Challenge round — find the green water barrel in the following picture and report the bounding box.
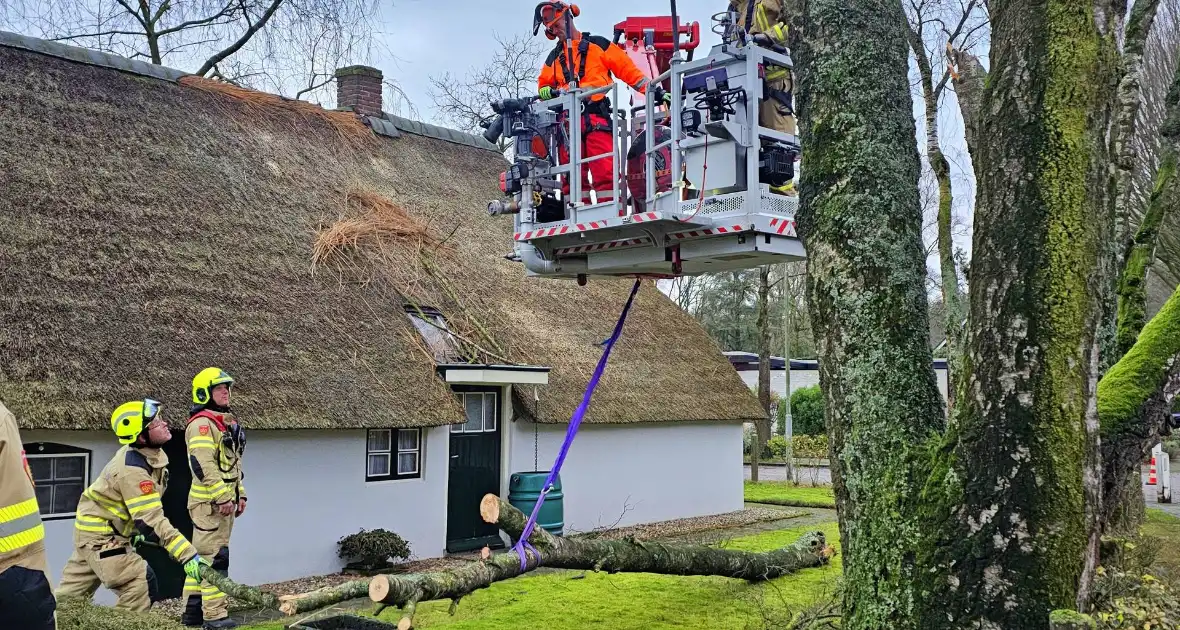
[508,472,564,536]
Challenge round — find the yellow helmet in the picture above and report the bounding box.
[111,398,162,445]
[192,367,234,405]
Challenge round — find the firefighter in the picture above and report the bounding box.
[181,368,245,629]
[0,401,56,630]
[57,399,206,612]
[730,0,797,195]
[533,1,669,205]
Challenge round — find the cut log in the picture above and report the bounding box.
[277,578,373,616]
[198,566,279,609]
[367,494,832,627]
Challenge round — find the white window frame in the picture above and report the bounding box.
[452,392,498,434]
[26,450,90,519]
[366,428,422,482]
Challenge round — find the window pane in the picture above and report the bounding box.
[397,452,418,475]
[368,430,391,453]
[34,485,52,514]
[54,456,85,480]
[397,429,419,451]
[27,458,52,483]
[463,394,482,432]
[483,394,497,431]
[367,453,391,477]
[52,482,83,514]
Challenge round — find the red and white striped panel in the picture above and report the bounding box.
[628,212,660,223]
[769,217,798,237]
[669,224,748,241]
[514,219,611,242]
[554,237,651,256]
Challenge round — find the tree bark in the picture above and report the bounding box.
[365,496,831,629]
[196,566,278,609]
[948,49,986,171]
[791,1,945,627]
[920,0,1123,625]
[757,266,773,450]
[278,578,374,616]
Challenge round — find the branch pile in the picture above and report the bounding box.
[198,494,832,629]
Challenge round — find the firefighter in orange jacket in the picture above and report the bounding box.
[0,401,55,630]
[181,368,245,629]
[533,1,669,205]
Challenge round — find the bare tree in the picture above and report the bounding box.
[428,33,547,151]
[1,0,403,109]
[904,0,988,413]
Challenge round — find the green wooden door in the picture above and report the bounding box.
[446,387,503,553]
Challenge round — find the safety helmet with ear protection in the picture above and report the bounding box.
[192,367,234,405]
[533,1,580,40]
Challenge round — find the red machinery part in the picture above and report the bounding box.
[612,16,700,53]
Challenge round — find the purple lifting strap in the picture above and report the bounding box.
[512,278,643,570]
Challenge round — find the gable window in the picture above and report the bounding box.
[25,443,90,519]
[405,306,462,363]
[366,429,422,481]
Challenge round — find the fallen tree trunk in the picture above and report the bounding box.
[367,495,831,629]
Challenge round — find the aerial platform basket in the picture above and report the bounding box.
[485,11,804,282]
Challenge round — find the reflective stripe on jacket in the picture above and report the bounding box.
[0,403,47,574]
[186,410,245,508]
[731,0,791,81]
[73,445,196,563]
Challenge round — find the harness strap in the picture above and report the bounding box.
[188,409,227,432]
[513,279,643,570]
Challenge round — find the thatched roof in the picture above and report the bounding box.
[0,35,764,431]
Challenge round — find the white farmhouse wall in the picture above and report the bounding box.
[504,419,744,534]
[21,427,451,589]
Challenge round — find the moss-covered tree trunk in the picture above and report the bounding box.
[792,1,945,627]
[757,265,773,441]
[918,0,1122,624]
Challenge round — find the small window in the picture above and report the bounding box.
[25,443,90,520]
[405,306,462,363]
[367,429,421,481]
[452,391,498,433]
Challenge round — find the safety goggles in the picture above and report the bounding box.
[143,398,162,423]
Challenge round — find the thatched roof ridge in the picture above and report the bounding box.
[0,37,765,431]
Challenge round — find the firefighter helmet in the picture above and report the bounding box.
[533,1,580,39]
[192,367,234,405]
[111,398,162,445]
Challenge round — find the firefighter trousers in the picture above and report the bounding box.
[0,565,56,630]
[56,539,156,612]
[557,113,616,204]
[761,75,796,137]
[183,507,234,622]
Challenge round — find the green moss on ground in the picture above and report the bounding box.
[744,481,836,508]
[239,522,842,630]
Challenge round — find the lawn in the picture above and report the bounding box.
[1143,508,1180,573]
[240,522,842,630]
[744,481,835,508]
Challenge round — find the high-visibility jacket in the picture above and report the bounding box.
[73,445,197,563]
[0,402,47,575]
[538,33,651,104]
[185,409,246,509]
[730,0,791,81]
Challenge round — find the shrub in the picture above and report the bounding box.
[337,528,411,569]
[789,386,825,436]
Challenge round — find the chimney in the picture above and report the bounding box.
[335,65,383,117]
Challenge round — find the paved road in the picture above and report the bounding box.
[1142,467,1180,517]
[744,464,832,485]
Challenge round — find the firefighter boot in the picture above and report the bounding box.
[181,594,203,627]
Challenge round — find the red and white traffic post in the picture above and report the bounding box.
[1151,443,1172,503]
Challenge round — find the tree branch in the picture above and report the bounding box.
[194,0,285,76]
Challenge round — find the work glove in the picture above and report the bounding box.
[752,33,773,46]
[538,86,557,100]
[652,85,672,105]
[130,534,146,548]
[183,555,210,581]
